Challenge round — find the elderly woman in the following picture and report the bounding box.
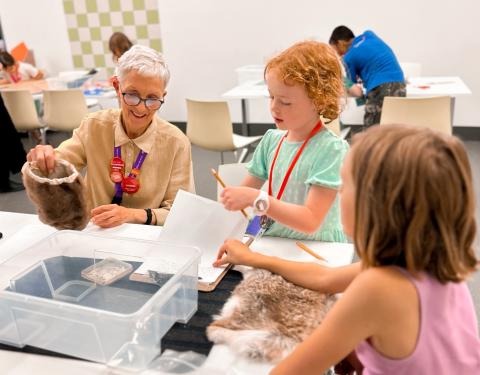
[27,45,194,228]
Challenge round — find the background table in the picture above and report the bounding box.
[222,76,472,130]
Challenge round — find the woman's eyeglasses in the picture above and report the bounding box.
[121,92,165,110]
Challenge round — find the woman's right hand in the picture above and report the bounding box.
[27,145,56,173]
[213,239,256,267]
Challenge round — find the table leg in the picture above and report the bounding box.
[450,96,455,128]
[241,98,249,136]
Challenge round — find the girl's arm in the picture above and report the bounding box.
[214,239,361,293]
[221,184,337,234]
[271,269,388,375]
[266,184,336,233]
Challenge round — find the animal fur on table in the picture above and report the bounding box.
[207,268,337,363]
[21,159,90,230]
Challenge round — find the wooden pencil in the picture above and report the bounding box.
[211,168,249,219]
[295,241,327,262]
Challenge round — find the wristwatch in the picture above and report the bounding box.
[253,190,270,216]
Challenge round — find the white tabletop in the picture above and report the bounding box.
[0,211,354,374]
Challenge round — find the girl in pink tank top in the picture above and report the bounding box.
[243,125,480,374]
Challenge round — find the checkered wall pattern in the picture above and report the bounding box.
[63,0,162,73]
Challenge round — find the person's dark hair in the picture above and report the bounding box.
[0,51,15,68]
[108,32,133,58]
[329,26,355,45]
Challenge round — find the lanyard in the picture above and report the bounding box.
[268,121,323,199]
[111,145,148,204]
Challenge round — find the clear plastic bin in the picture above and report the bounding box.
[0,231,200,371]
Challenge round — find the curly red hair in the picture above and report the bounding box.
[265,41,344,121]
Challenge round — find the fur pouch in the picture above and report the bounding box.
[21,159,90,230]
[207,269,337,363]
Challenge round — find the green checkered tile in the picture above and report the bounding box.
[81,41,92,54]
[89,27,101,40]
[86,0,97,12]
[94,55,106,67]
[136,25,148,39]
[99,13,111,26]
[109,0,121,11]
[146,10,159,24]
[133,0,145,9]
[72,55,83,68]
[68,28,79,41]
[63,0,74,14]
[122,11,134,25]
[149,39,161,52]
[77,14,88,27]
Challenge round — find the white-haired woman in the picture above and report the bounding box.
[27,45,194,228]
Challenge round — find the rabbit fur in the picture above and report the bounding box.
[207,268,337,363]
[22,160,91,230]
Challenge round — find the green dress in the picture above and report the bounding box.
[247,127,349,242]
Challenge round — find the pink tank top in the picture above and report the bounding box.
[356,269,480,374]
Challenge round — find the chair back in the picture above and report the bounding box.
[1,90,43,131]
[324,117,340,136]
[217,163,267,201]
[43,89,88,131]
[186,99,236,151]
[380,96,452,134]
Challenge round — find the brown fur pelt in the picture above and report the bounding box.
[21,160,90,230]
[207,268,337,363]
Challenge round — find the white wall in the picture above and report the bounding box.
[1,0,479,126]
[158,0,480,127]
[0,0,73,76]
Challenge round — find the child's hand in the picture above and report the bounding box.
[220,186,258,210]
[213,239,254,267]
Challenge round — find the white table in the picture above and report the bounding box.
[222,76,472,129]
[0,211,354,374]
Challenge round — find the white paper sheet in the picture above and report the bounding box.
[158,190,248,283]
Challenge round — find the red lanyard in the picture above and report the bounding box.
[268,121,323,199]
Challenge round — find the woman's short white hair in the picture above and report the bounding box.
[115,45,170,86]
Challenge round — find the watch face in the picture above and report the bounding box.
[255,199,268,211]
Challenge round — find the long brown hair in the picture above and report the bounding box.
[350,125,477,282]
[264,41,343,121]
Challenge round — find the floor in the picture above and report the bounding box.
[1,130,479,334]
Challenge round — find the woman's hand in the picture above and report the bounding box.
[91,204,132,228]
[220,186,258,211]
[213,239,256,267]
[27,145,56,173]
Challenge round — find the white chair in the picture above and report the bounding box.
[1,89,46,144]
[380,96,452,134]
[186,99,262,164]
[324,117,350,140]
[217,163,267,201]
[43,89,89,133]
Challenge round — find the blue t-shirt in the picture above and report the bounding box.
[344,30,404,94]
[247,128,348,242]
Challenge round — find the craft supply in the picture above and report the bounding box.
[81,258,133,286]
[295,241,327,262]
[210,168,249,219]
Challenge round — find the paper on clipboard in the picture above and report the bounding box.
[154,190,248,284]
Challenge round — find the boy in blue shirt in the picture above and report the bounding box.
[329,26,406,127]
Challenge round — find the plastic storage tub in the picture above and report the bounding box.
[0,231,200,371]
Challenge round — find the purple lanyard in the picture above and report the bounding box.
[111,146,148,204]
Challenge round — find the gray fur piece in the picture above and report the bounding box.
[207,269,337,363]
[22,160,91,230]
